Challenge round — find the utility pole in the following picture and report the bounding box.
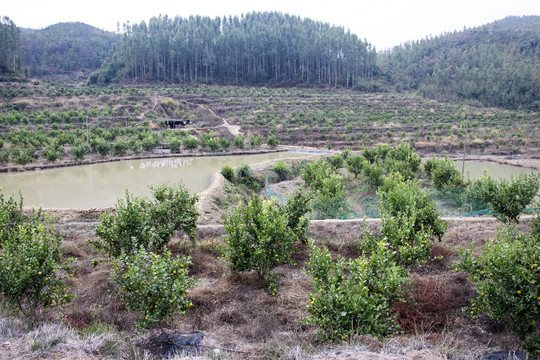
[86,112,89,147]
[461,116,469,180]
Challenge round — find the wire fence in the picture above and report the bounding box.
[265,175,538,219]
[265,176,285,205]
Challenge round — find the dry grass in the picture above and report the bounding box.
[0,208,533,359]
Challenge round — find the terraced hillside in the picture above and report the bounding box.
[0,82,538,169]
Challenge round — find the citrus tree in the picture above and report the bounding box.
[375,176,447,267]
[456,226,540,353]
[0,193,74,321]
[468,173,540,223]
[378,176,447,242]
[94,183,199,257]
[281,189,312,245]
[111,248,198,332]
[223,196,297,293]
[303,240,406,341]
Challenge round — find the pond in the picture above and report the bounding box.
[459,160,539,181]
[0,151,312,209]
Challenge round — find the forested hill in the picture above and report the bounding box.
[3,13,540,110]
[20,22,115,77]
[378,16,540,110]
[89,12,378,87]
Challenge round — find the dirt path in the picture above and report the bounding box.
[185,100,243,136]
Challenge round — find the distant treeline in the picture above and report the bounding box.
[90,12,377,87]
[1,13,539,110]
[0,16,22,75]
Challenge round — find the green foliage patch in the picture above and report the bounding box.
[0,193,74,321]
[111,248,197,330]
[94,183,199,257]
[456,226,540,353]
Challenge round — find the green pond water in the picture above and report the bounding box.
[459,160,539,181]
[0,151,313,208]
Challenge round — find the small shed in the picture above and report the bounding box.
[165,119,190,129]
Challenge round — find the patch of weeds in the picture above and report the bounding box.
[261,343,291,360]
[198,238,224,257]
[82,321,118,336]
[29,324,73,354]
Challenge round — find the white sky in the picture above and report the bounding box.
[3,0,540,50]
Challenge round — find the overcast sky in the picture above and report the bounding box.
[3,0,540,50]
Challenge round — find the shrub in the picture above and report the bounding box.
[468,173,540,223]
[0,194,74,320]
[221,165,236,183]
[330,155,343,170]
[345,154,364,178]
[266,135,279,148]
[94,183,199,257]
[223,196,296,293]
[303,240,406,341]
[182,136,198,150]
[456,226,540,353]
[72,143,87,161]
[271,160,292,182]
[424,157,463,190]
[219,137,231,150]
[281,189,312,245]
[233,134,245,149]
[111,248,197,331]
[113,140,128,157]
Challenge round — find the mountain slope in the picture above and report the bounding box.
[379,16,540,110]
[20,22,116,76]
